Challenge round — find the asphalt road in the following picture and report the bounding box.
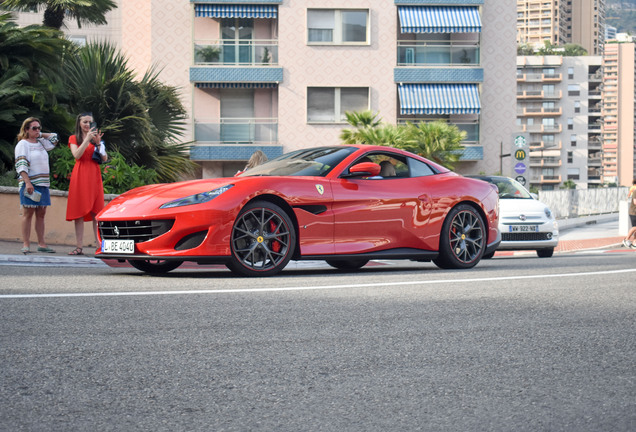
[1,251,635,431]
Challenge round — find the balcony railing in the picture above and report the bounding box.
[398,120,479,144]
[195,118,278,143]
[397,41,480,66]
[194,40,278,66]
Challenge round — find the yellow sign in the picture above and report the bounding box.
[515,149,527,161]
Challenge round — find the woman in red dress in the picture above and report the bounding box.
[65,112,107,255]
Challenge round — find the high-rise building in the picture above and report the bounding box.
[516,55,603,190]
[601,39,636,187]
[11,1,517,178]
[517,0,606,55]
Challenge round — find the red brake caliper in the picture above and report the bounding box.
[269,220,281,253]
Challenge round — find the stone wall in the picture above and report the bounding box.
[538,187,629,219]
[0,187,116,246]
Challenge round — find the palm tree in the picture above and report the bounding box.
[401,121,464,170]
[2,0,116,30]
[0,12,71,173]
[63,42,195,182]
[340,110,465,169]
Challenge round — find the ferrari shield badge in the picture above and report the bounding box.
[315,184,324,195]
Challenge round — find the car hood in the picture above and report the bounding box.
[100,179,237,217]
[499,198,550,216]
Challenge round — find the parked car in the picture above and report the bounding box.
[469,175,558,258]
[96,145,501,276]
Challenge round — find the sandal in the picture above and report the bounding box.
[21,247,30,255]
[37,246,56,253]
[68,247,84,256]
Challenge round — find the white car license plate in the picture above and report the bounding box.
[508,225,539,233]
[102,239,135,254]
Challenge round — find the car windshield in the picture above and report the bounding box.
[237,147,358,177]
[489,177,533,199]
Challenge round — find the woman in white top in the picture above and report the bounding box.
[14,117,58,254]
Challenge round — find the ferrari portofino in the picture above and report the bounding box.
[96,145,500,276]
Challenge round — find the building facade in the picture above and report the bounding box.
[12,0,517,179]
[517,55,603,190]
[602,40,636,187]
[517,0,606,55]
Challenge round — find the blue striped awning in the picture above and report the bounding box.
[195,4,277,18]
[195,82,278,88]
[398,84,481,115]
[398,6,481,33]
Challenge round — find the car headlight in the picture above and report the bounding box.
[544,207,552,219]
[159,185,234,209]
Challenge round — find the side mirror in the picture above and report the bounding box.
[346,162,381,177]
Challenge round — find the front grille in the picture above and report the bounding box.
[99,219,175,243]
[503,232,552,241]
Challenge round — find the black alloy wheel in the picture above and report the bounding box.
[227,201,296,277]
[434,204,486,269]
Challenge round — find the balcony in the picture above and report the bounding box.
[194,118,278,144]
[529,157,562,167]
[523,124,562,133]
[194,40,278,66]
[518,106,562,116]
[516,72,562,83]
[397,41,480,66]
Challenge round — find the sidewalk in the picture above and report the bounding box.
[0,214,629,265]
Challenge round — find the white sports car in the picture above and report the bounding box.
[470,176,558,258]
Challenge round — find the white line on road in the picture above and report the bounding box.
[1,268,635,299]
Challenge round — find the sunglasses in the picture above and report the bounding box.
[30,126,41,131]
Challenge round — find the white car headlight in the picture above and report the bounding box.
[160,185,234,209]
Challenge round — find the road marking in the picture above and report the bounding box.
[1,268,635,299]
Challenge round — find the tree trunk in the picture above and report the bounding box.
[43,6,65,30]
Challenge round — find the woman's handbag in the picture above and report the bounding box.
[92,144,104,164]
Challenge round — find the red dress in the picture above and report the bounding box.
[65,135,104,221]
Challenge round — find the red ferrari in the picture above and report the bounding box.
[96,145,500,276]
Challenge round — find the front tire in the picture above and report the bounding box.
[537,248,554,258]
[434,204,486,269]
[227,201,296,277]
[128,259,183,274]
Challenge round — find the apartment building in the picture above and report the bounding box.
[602,40,636,187]
[517,0,606,55]
[516,55,603,190]
[12,1,517,179]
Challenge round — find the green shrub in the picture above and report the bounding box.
[50,145,158,195]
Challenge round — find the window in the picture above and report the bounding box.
[567,168,579,180]
[568,67,574,79]
[567,117,573,130]
[570,134,577,146]
[568,84,580,96]
[307,87,369,123]
[567,151,573,163]
[308,9,368,44]
[574,100,581,113]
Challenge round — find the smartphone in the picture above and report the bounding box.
[90,121,97,130]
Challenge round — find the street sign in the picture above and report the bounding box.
[514,149,527,161]
[515,175,527,186]
[514,162,526,174]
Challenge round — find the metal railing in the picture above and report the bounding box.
[194,118,278,143]
[194,40,278,66]
[397,41,480,66]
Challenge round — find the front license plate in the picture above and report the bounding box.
[102,239,135,254]
[508,225,539,233]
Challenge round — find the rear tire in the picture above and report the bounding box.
[433,204,486,269]
[227,201,296,277]
[537,248,554,258]
[326,259,369,270]
[128,259,183,274]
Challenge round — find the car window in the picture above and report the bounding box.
[344,152,408,179]
[408,157,436,177]
[239,146,357,177]
[492,178,532,199]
